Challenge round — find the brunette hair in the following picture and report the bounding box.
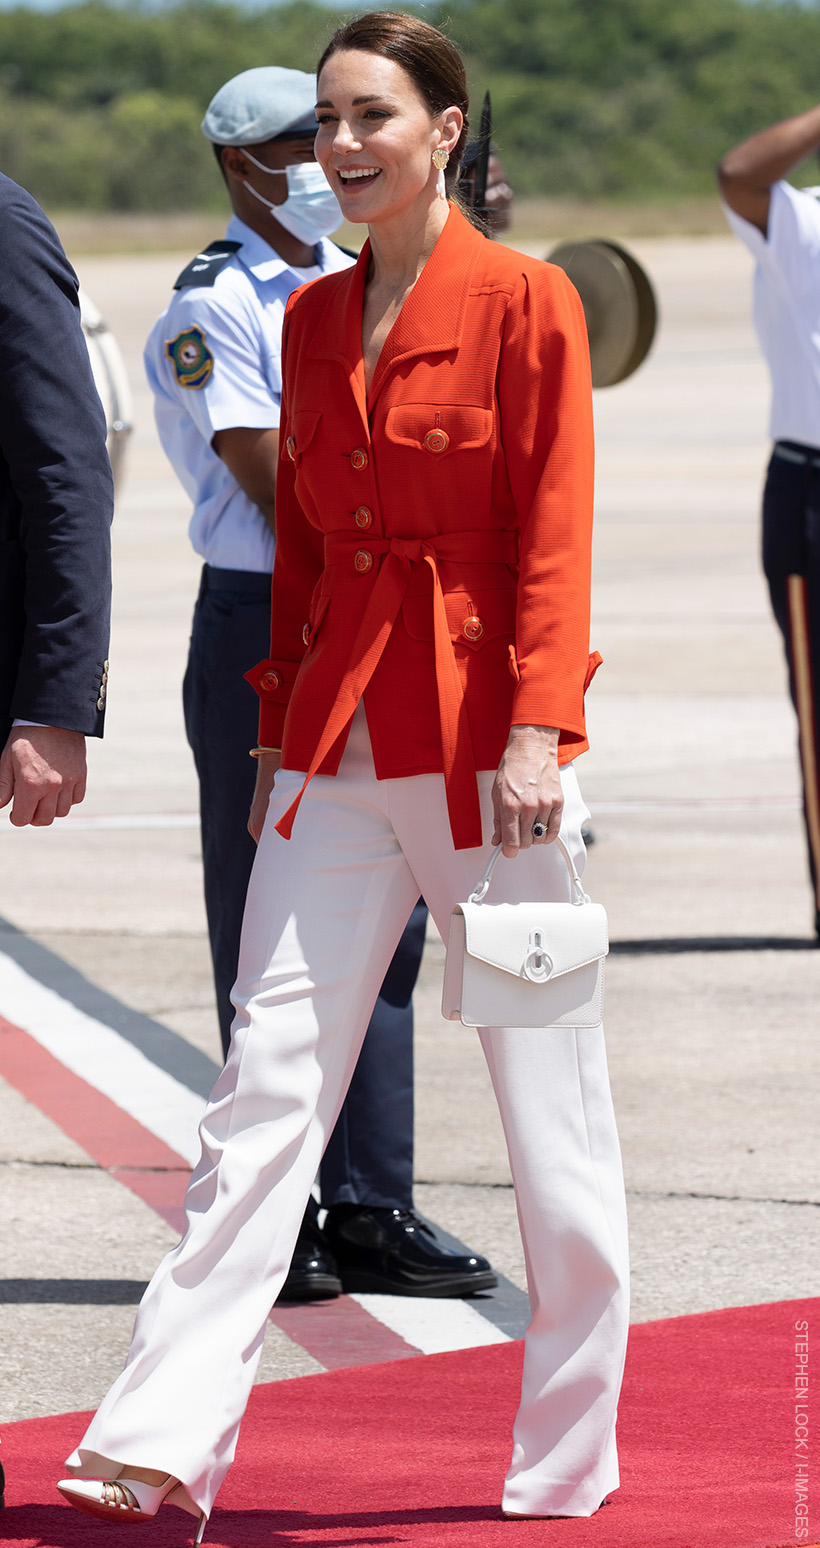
[317,11,469,191]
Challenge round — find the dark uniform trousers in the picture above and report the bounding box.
[762,443,820,917]
[183,564,425,1208]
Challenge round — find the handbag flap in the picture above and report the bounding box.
[459,900,609,982]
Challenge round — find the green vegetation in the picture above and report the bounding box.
[1,0,819,211]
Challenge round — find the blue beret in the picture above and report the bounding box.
[201,67,317,146]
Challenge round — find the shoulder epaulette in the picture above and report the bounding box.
[173,240,242,291]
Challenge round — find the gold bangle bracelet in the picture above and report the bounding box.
[249,745,282,759]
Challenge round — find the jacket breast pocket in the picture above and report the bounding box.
[384,403,493,458]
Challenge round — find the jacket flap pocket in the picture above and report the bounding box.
[302,591,330,650]
[461,901,609,980]
[282,409,321,464]
[384,403,493,454]
[402,587,517,650]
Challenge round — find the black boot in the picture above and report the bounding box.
[277,1196,342,1302]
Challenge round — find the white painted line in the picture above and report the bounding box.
[0,948,515,1356]
[351,1293,511,1354]
[0,950,204,1165]
[0,812,199,832]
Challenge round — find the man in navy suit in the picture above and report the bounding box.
[0,173,113,825]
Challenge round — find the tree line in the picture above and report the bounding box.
[0,0,819,211]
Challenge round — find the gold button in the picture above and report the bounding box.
[286,436,297,462]
[350,447,368,471]
[462,615,485,642]
[260,669,281,691]
[354,550,373,574]
[302,623,310,646]
[355,506,372,529]
[425,428,449,453]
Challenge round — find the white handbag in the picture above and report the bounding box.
[441,836,609,1029]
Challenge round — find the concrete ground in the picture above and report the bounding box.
[1,230,819,1428]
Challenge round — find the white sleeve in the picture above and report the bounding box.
[724,181,820,299]
[157,287,281,439]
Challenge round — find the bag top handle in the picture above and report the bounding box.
[468,835,590,906]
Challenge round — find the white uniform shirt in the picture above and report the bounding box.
[144,215,354,574]
[724,181,820,448]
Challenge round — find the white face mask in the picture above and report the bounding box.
[241,151,342,245]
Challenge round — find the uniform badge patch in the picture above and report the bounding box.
[165,327,214,389]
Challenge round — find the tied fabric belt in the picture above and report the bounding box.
[275,529,519,851]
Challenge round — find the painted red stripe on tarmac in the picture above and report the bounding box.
[270,1297,420,1369]
[111,1167,189,1234]
[0,1012,425,1369]
[0,1015,190,1172]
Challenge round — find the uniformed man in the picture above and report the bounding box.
[145,67,496,1299]
[719,109,820,938]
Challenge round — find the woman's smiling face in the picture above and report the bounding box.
[314,50,461,226]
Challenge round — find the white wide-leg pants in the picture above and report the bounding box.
[67,707,629,1521]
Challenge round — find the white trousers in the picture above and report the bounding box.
[67,707,629,1520]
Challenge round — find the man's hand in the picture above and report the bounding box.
[0,726,87,826]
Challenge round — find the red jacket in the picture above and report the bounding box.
[248,205,599,850]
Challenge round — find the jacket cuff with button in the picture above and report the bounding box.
[245,657,299,748]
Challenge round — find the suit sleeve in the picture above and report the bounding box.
[245,297,324,747]
[0,181,113,735]
[496,262,597,753]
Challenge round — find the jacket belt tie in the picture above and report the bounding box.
[275,528,519,851]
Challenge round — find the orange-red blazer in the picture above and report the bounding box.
[248,205,599,850]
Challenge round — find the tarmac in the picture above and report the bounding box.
[1,230,819,1432]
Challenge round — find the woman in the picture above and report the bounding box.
[58,13,628,1538]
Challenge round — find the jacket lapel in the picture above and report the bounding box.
[306,243,370,438]
[366,208,485,413]
[304,209,486,431]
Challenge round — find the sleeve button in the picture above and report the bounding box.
[260,669,281,691]
[286,436,297,461]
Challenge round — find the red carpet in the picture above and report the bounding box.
[1,1297,814,1548]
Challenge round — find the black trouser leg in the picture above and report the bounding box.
[762,449,820,916]
[320,898,427,1211]
[182,570,269,1056]
[183,566,424,1200]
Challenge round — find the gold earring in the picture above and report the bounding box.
[432,147,449,201]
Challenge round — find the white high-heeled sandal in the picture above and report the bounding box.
[57,1475,206,1542]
